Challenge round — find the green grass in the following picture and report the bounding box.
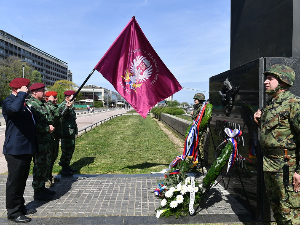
[35,115,182,175]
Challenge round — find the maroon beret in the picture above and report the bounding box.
[45,91,58,97]
[29,83,45,91]
[9,78,30,88]
[64,90,76,96]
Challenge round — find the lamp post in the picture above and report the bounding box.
[20,60,26,78]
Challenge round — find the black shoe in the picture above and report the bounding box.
[59,162,77,173]
[61,168,73,176]
[68,166,77,173]
[23,208,37,215]
[34,189,52,201]
[43,187,56,196]
[8,214,31,223]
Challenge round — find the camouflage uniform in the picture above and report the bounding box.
[192,93,211,161]
[27,96,54,190]
[192,93,206,120]
[46,100,64,182]
[59,100,78,169]
[259,65,300,224]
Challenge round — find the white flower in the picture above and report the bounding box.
[176,195,184,204]
[194,187,199,193]
[170,200,178,208]
[187,185,193,192]
[180,185,188,195]
[161,198,167,207]
[169,187,176,193]
[156,209,165,218]
[176,182,182,191]
[185,177,191,185]
[165,190,173,198]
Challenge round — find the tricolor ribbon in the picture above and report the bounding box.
[224,128,243,173]
[169,102,208,168]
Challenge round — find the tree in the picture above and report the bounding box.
[181,102,190,107]
[165,100,180,107]
[0,56,42,103]
[47,80,81,104]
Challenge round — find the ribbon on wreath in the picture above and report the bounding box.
[224,128,242,173]
[170,102,208,168]
[154,182,166,196]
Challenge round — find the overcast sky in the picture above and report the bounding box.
[1,0,231,104]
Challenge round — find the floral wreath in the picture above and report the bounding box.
[154,103,246,218]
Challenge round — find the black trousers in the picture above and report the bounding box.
[5,154,32,218]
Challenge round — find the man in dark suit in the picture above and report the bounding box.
[2,78,37,223]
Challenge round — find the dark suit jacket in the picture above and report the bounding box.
[2,92,36,155]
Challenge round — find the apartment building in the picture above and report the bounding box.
[0,29,70,86]
[80,85,126,107]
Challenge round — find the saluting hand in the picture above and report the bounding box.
[17,86,28,93]
[66,94,75,108]
[293,172,300,192]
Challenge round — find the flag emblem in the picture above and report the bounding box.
[122,55,153,93]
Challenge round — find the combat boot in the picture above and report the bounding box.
[59,162,77,173]
[34,188,52,201]
[42,187,56,196]
[61,167,73,176]
[67,165,77,173]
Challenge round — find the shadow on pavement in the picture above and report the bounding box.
[124,162,169,170]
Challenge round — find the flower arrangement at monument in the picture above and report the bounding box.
[154,141,234,218]
[153,101,246,218]
[154,158,205,218]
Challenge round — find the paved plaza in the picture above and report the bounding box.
[0,174,253,224]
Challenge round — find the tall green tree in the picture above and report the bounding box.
[0,56,42,103]
[165,100,180,107]
[47,80,81,104]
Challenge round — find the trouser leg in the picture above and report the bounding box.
[5,154,32,218]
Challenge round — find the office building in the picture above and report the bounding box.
[0,29,69,86]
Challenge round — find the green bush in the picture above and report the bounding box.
[94,101,103,108]
[151,106,185,120]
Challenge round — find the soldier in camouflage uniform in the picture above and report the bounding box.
[27,83,55,201]
[45,91,64,187]
[59,90,78,176]
[254,64,300,224]
[191,93,211,167]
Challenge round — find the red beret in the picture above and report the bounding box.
[64,90,76,96]
[9,78,30,88]
[45,91,57,97]
[29,83,45,91]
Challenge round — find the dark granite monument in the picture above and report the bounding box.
[207,0,300,222]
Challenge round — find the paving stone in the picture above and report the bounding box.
[0,174,254,224]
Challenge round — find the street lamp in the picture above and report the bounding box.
[20,60,26,78]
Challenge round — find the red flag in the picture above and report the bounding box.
[94,17,182,118]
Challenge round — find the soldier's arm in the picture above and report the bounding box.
[290,101,300,179]
[30,103,51,133]
[3,92,27,115]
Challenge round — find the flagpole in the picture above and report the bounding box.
[60,68,96,116]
